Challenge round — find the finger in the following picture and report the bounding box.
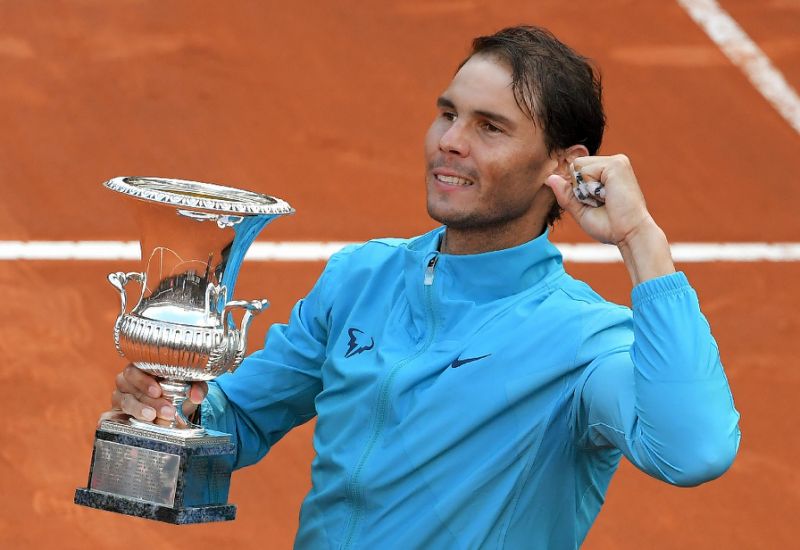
[571,155,610,170]
[571,160,604,188]
[188,382,208,405]
[112,387,176,422]
[116,366,176,420]
[574,154,636,189]
[571,156,609,184]
[544,174,586,218]
[116,391,158,422]
[179,382,208,421]
[117,364,161,399]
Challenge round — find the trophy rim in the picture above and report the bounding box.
[104,176,295,216]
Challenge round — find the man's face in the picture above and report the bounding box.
[425,55,558,232]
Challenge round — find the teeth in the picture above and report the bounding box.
[436,174,473,186]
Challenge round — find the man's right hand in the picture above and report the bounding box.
[102,364,208,426]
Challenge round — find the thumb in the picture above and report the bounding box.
[544,174,582,216]
[189,381,208,404]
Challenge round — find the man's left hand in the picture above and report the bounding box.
[544,154,675,285]
[544,154,653,247]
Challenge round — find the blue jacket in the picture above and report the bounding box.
[203,227,740,549]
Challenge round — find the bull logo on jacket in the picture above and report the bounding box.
[345,327,375,358]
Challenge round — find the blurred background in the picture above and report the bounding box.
[1,1,798,548]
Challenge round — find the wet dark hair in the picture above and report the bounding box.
[461,26,606,226]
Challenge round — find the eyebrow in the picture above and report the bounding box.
[436,96,517,131]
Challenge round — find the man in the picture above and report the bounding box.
[110,26,740,548]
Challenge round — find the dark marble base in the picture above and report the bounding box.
[74,419,237,524]
[75,489,236,524]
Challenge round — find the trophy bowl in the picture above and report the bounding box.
[104,176,294,434]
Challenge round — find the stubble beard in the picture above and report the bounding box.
[424,159,547,236]
[426,189,535,231]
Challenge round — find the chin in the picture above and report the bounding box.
[427,204,483,230]
[427,201,460,226]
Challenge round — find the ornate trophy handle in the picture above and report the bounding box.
[108,271,145,356]
[108,271,145,316]
[223,298,270,334]
[220,299,270,372]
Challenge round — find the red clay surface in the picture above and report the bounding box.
[1,1,798,548]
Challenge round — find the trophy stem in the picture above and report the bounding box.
[159,378,197,429]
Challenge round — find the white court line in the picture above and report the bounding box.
[1,241,800,262]
[678,0,800,134]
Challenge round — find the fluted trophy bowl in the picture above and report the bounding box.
[105,176,293,437]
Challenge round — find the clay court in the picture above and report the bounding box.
[1,1,798,548]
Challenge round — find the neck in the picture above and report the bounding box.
[442,216,548,255]
[439,182,556,255]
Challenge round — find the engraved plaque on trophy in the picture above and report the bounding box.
[74,177,293,524]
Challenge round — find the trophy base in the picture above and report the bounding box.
[74,489,236,524]
[75,418,237,524]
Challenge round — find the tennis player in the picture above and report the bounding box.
[108,26,740,548]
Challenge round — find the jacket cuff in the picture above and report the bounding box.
[631,271,691,308]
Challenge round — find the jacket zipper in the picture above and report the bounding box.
[424,255,438,286]
[341,253,440,549]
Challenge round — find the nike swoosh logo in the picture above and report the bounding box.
[450,354,491,369]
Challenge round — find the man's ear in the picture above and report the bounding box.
[552,144,590,179]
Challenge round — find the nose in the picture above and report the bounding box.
[438,121,469,157]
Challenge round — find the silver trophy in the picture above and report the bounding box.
[75,177,293,524]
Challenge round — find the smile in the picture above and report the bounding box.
[435,174,474,186]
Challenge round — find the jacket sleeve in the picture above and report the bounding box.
[572,272,741,487]
[200,248,349,470]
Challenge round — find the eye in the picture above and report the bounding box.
[480,121,503,134]
[441,111,457,121]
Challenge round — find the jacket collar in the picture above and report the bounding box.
[405,226,565,304]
